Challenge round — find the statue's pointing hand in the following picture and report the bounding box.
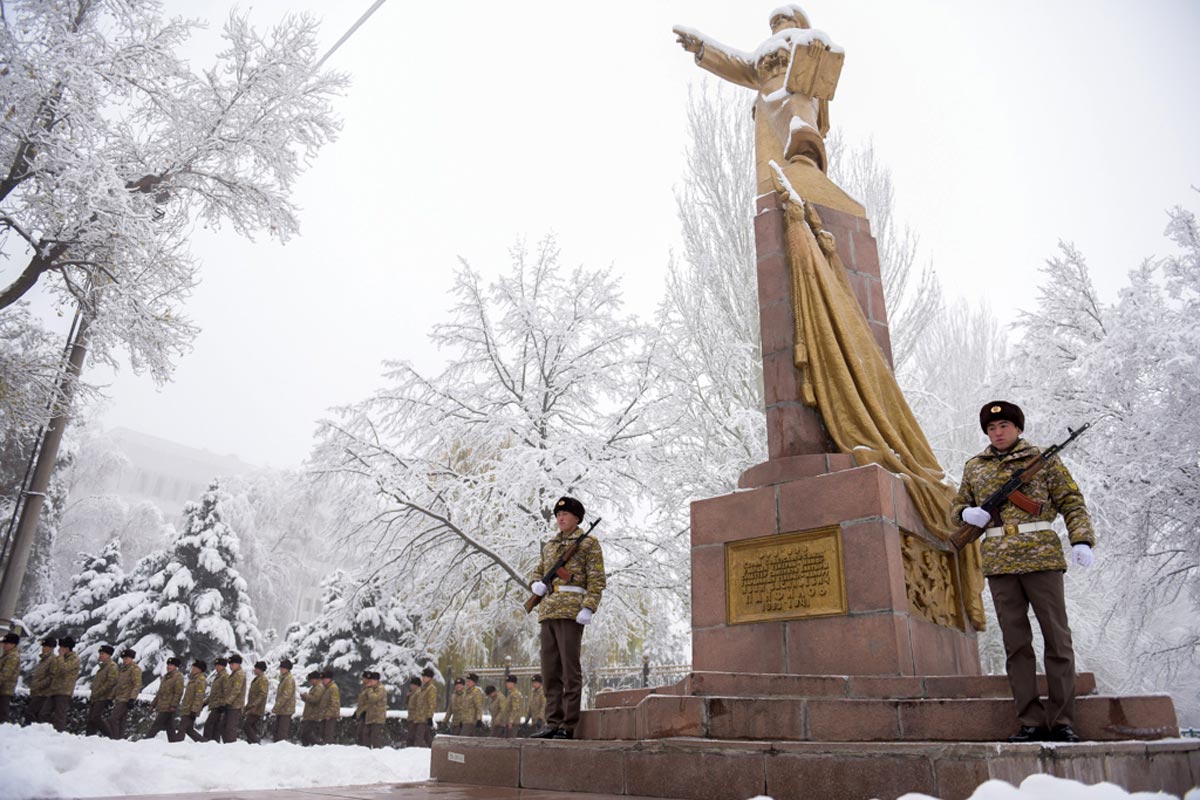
[673,27,703,54]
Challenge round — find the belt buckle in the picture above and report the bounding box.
[1003,522,1019,537]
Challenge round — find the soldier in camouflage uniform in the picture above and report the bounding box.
[444,677,467,735]
[222,654,247,743]
[299,670,325,745]
[354,671,387,748]
[86,644,118,735]
[171,659,207,742]
[145,657,183,739]
[528,496,606,739]
[202,657,229,741]
[952,401,1096,744]
[484,685,501,736]
[497,675,523,738]
[525,674,545,733]
[406,666,437,747]
[464,673,485,735]
[243,660,269,743]
[320,669,341,744]
[272,659,296,742]
[104,648,142,738]
[25,637,55,725]
[45,636,81,731]
[0,632,21,724]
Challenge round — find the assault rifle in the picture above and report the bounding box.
[950,423,1092,551]
[523,518,602,614]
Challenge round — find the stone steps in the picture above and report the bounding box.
[431,736,1200,800]
[593,671,1099,709]
[578,693,1178,743]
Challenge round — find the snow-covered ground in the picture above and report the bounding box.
[0,723,431,799]
[2,724,1196,800]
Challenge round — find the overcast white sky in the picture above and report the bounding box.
[21,0,1200,468]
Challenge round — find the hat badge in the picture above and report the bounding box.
[990,405,1002,413]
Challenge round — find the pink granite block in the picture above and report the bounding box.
[694,624,786,674]
[777,465,894,532]
[706,696,807,741]
[690,545,726,629]
[521,740,627,794]
[807,699,901,741]
[758,297,796,357]
[625,743,767,800]
[690,486,777,547]
[766,751,936,800]
[430,739,519,786]
[635,695,706,740]
[785,613,912,676]
[763,349,801,406]
[840,520,906,614]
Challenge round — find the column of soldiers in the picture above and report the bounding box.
[443,672,545,738]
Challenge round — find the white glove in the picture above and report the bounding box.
[962,507,992,528]
[1071,543,1094,568]
[531,581,547,596]
[575,608,593,625]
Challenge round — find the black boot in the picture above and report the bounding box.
[1049,724,1081,742]
[1006,725,1046,743]
[529,726,559,739]
[549,728,573,739]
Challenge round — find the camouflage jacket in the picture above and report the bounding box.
[320,682,341,721]
[300,683,324,721]
[155,670,184,712]
[408,681,437,723]
[91,660,119,702]
[273,673,296,716]
[487,693,502,723]
[444,689,468,726]
[113,661,142,702]
[29,652,54,696]
[181,672,207,715]
[207,669,229,708]
[355,684,387,725]
[952,438,1096,576]
[49,651,81,697]
[498,688,523,726]
[529,527,606,622]
[0,648,19,695]
[226,668,247,710]
[526,686,545,721]
[246,674,269,715]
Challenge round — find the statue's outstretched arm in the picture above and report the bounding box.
[673,26,758,89]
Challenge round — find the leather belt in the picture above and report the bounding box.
[554,585,585,594]
[983,521,1055,539]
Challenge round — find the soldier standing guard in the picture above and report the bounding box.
[171,659,207,742]
[0,632,19,724]
[445,677,466,735]
[525,674,545,734]
[202,657,229,741]
[145,657,183,739]
[529,496,606,739]
[86,644,118,735]
[243,660,269,743]
[105,648,141,738]
[272,659,296,742]
[354,671,387,748]
[44,635,81,731]
[407,666,437,747]
[299,670,325,745]
[222,654,247,743]
[319,669,341,744]
[952,401,1096,743]
[25,637,55,724]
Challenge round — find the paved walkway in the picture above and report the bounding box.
[98,783,667,800]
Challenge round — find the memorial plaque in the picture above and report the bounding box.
[726,526,847,625]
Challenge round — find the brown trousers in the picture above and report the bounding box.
[0,693,11,724]
[146,711,177,740]
[222,708,243,743]
[171,712,202,742]
[105,700,131,739]
[322,717,337,744]
[989,570,1077,729]
[243,713,263,743]
[540,618,584,733]
[409,721,433,747]
[45,694,70,731]
[202,706,225,740]
[357,721,384,748]
[273,714,293,742]
[85,699,110,735]
[25,695,46,725]
[300,718,322,745]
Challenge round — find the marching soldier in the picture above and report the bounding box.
[105,648,142,739]
[25,637,55,724]
[526,674,546,733]
[86,644,118,735]
[171,659,207,742]
[528,496,606,739]
[145,657,183,739]
[223,654,247,743]
[272,659,296,742]
[202,657,229,741]
[952,401,1096,744]
[498,674,523,738]
[320,669,341,744]
[484,685,500,736]
[465,673,485,735]
[243,660,269,743]
[299,671,325,745]
[407,667,437,747]
[0,632,19,724]
[45,636,81,731]
[445,677,467,735]
[354,671,387,748]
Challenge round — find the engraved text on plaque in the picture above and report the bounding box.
[725,526,847,625]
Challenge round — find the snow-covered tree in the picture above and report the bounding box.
[288,570,435,704]
[0,0,345,383]
[312,238,682,662]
